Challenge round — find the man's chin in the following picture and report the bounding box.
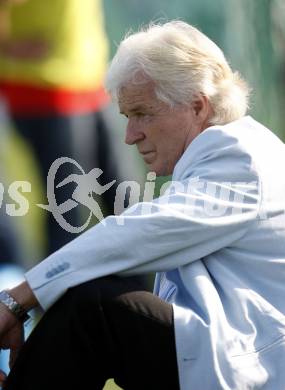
[147,165,171,177]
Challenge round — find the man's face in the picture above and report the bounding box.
[118,80,203,176]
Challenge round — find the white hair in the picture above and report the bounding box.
[105,21,250,125]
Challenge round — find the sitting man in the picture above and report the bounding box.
[1,21,285,390]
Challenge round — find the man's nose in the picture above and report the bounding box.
[125,120,145,145]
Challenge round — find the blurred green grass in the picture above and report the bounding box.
[103,379,122,389]
[3,129,47,264]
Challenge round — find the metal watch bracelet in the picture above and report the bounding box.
[0,290,30,323]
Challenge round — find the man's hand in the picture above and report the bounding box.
[0,305,24,387]
[0,368,7,387]
[0,282,38,386]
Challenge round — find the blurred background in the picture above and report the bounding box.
[0,0,284,389]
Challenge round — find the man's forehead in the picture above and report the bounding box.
[118,82,158,115]
[119,81,156,102]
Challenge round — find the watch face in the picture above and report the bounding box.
[0,290,16,310]
[0,290,29,322]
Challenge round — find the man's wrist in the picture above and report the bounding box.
[9,281,39,311]
[0,281,39,323]
[0,290,30,322]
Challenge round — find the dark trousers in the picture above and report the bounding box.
[4,276,180,390]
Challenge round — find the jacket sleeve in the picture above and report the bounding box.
[25,127,261,310]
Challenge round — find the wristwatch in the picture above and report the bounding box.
[0,290,30,322]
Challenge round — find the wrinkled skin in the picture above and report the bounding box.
[119,79,212,176]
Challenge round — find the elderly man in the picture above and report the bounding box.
[1,21,285,390]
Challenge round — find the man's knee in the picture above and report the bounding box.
[54,275,151,323]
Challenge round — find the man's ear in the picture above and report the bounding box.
[191,95,213,129]
[191,95,208,115]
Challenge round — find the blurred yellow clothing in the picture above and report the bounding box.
[0,0,109,90]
